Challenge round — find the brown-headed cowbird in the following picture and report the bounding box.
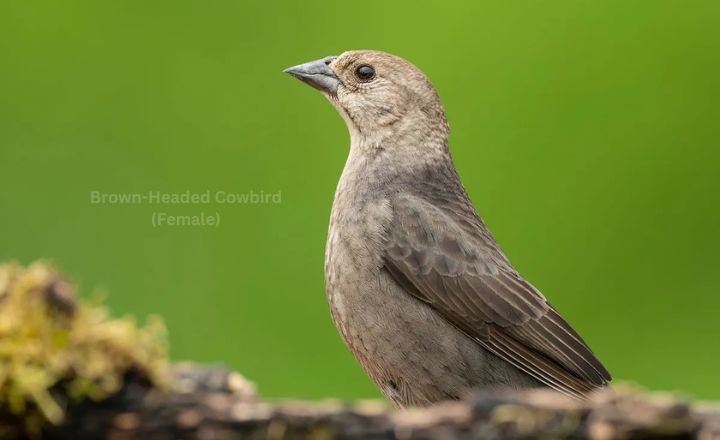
[284,50,611,408]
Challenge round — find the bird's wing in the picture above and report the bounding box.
[383,194,611,398]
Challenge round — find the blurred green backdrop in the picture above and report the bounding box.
[1,0,719,400]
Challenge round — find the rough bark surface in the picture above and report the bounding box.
[44,366,720,440]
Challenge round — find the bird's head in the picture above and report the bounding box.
[285,50,448,149]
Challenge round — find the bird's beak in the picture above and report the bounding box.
[284,56,339,95]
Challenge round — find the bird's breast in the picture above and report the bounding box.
[324,160,393,341]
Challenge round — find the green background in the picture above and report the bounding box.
[1,0,718,400]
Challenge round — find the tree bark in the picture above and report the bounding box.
[45,365,720,440]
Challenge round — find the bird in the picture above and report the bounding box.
[284,50,611,408]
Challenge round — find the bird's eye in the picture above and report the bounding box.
[355,64,375,81]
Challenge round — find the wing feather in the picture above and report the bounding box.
[384,194,611,398]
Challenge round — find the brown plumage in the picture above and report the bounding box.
[285,50,611,407]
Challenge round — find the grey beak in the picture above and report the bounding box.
[284,56,339,94]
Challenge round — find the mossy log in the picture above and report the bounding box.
[1,262,719,440]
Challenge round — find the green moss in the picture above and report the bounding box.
[0,262,169,436]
